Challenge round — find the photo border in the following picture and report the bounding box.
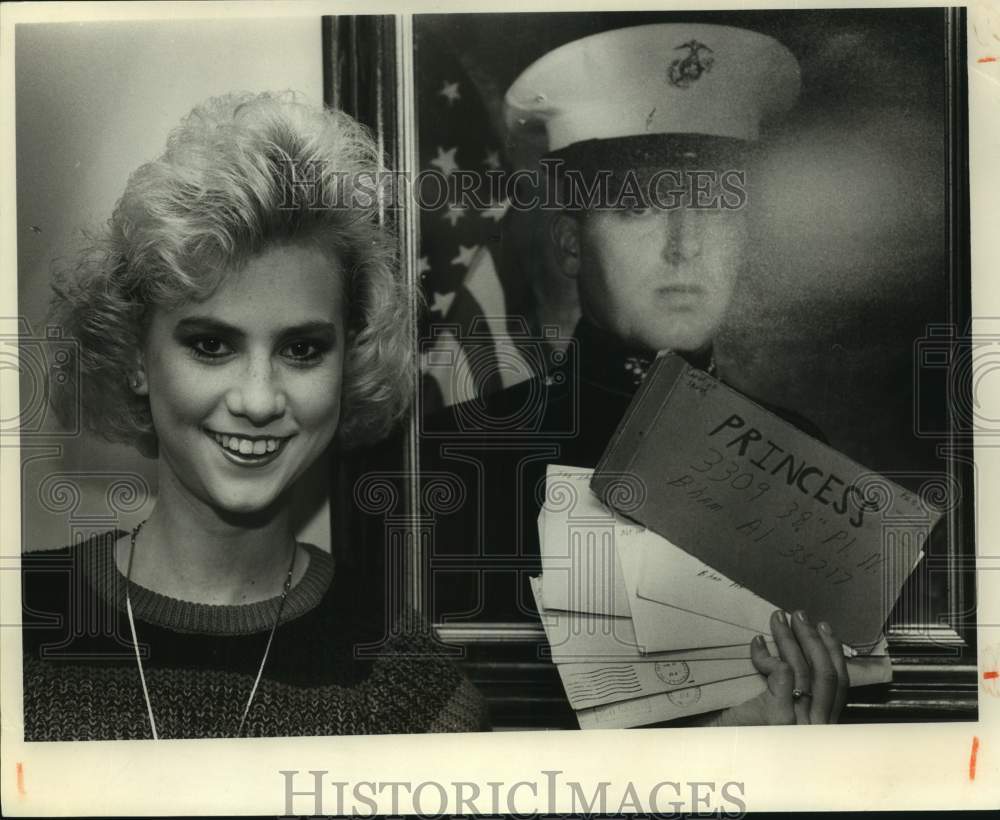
[1,0,997,815]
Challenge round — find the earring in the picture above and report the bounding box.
[129,373,145,390]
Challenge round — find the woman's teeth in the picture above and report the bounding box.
[211,432,282,456]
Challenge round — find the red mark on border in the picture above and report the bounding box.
[978,56,997,63]
[984,670,998,680]
[969,736,980,781]
[16,761,25,796]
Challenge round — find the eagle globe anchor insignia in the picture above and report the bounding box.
[667,40,714,88]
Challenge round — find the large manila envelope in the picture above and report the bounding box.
[616,536,763,652]
[530,576,771,663]
[556,659,759,710]
[592,355,940,646]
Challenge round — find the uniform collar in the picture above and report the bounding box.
[569,318,716,394]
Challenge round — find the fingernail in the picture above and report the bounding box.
[818,621,833,635]
[752,634,765,647]
[773,609,789,626]
[795,610,808,624]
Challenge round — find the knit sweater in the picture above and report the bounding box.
[21,531,490,740]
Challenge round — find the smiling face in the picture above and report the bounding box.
[574,194,746,353]
[136,242,347,517]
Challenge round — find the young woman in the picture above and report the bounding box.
[22,91,489,739]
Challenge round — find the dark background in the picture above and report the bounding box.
[417,7,949,470]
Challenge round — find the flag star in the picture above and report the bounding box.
[442,204,466,227]
[438,81,461,105]
[483,149,502,170]
[429,146,459,177]
[418,256,432,277]
[481,199,510,223]
[450,244,479,269]
[430,291,456,316]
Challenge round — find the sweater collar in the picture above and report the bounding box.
[82,530,335,635]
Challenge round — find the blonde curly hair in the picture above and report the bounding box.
[49,91,414,450]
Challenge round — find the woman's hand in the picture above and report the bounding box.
[711,609,849,726]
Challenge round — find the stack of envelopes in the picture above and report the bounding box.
[533,465,894,729]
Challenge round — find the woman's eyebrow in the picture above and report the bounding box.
[174,317,339,338]
[173,316,245,338]
[279,320,339,337]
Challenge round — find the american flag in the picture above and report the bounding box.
[415,27,536,415]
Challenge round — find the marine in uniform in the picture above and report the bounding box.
[421,23,821,623]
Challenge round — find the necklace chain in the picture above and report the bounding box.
[123,519,297,739]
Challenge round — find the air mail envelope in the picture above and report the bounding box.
[556,659,758,710]
[576,674,766,729]
[574,650,891,729]
[616,535,763,651]
[530,576,769,663]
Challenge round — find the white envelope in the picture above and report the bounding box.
[846,648,893,687]
[532,577,891,721]
[637,535,924,655]
[538,465,765,650]
[530,576,774,663]
[537,466,632,617]
[616,536,763,652]
[636,531,778,632]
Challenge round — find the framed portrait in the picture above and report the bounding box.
[332,7,977,728]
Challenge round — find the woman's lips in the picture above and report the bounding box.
[205,430,292,467]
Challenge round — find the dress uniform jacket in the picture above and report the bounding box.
[419,319,825,624]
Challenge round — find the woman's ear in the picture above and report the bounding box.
[130,356,149,396]
[549,212,581,279]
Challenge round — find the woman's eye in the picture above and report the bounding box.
[189,337,233,359]
[281,340,324,363]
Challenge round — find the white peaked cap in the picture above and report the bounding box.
[505,24,801,152]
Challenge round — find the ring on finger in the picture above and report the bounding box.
[792,689,812,701]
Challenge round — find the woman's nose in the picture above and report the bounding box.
[661,208,703,264]
[225,356,286,423]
